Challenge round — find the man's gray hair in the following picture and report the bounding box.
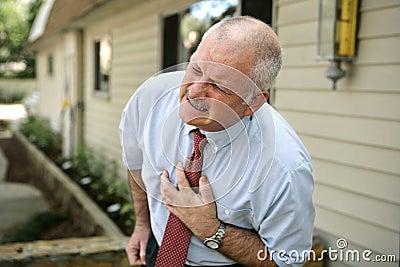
[202,16,283,94]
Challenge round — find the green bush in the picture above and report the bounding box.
[70,145,95,178]
[65,144,135,234]
[20,116,62,159]
[20,116,135,235]
[0,88,26,103]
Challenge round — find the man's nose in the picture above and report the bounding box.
[188,82,210,98]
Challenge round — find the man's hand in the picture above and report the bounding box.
[160,164,277,267]
[160,163,220,239]
[125,225,150,266]
[126,168,150,266]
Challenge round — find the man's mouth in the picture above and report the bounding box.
[187,94,209,112]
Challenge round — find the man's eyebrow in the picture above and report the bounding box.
[208,77,235,94]
[188,62,201,72]
[191,62,200,69]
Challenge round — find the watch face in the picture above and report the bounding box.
[205,240,220,250]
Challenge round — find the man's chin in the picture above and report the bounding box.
[181,116,212,127]
[181,116,225,132]
[179,105,228,131]
[180,105,205,122]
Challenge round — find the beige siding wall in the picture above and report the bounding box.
[82,0,197,177]
[32,0,399,263]
[36,38,65,131]
[274,0,400,266]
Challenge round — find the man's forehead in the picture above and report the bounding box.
[186,61,258,93]
[192,35,252,71]
[190,61,245,76]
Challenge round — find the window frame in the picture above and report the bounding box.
[161,0,276,104]
[47,54,53,77]
[93,34,112,99]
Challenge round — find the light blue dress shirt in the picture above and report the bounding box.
[120,71,315,266]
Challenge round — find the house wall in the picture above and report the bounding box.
[32,0,399,265]
[82,0,197,177]
[274,0,400,266]
[36,37,65,131]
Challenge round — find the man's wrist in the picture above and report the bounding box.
[203,220,226,250]
[134,219,150,229]
[192,218,220,241]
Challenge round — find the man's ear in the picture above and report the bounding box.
[243,90,269,116]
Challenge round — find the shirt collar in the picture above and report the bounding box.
[182,116,251,152]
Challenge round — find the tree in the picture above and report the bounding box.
[0,0,42,78]
[27,0,43,29]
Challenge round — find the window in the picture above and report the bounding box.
[162,0,273,69]
[162,14,179,69]
[241,0,273,25]
[94,35,112,94]
[47,54,53,76]
[162,0,239,69]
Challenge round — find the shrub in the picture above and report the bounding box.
[20,115,135,235]
[65,144,135,234]
[19,116,62,160]
[0,88,26,103]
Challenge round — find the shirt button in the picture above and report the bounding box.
[224,209,230,215]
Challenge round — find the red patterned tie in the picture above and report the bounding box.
[156,129,207,267]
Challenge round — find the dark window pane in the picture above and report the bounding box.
[94,40,100,90]
[241,0,272,25]
[162,14,179,69]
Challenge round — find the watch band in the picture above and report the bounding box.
[203,220,226,250]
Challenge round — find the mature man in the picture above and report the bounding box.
[120,16,315,267]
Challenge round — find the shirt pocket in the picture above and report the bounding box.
[216,202,254,230]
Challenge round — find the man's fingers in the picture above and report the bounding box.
[161,169,187,206]
[161,169,169,181]
[139,239,147,264]
[160,170,171,191]
[126,247,141,265]
[161,164,207,207]
[199,176,214,204]
[176,162,190,189]
[126,246,145,266]
[160,170,174,204]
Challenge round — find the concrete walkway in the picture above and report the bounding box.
[0,182,49,233]
[0,104,50,241]
[0,144,48,241]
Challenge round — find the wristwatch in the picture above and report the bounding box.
[203,220,226,250]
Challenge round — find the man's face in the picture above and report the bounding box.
[179,36,258,132]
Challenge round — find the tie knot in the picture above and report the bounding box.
[184,129,207,176]
[192,129,207,151]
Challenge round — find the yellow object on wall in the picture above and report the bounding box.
[62,99,70,108]
[336,0,358,57]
